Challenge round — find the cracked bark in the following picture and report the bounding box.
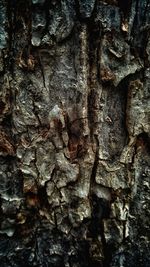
[0,0,150,266]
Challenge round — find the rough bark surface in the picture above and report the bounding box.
[0,0,150,266]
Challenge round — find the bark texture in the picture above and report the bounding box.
[0,0,150,266]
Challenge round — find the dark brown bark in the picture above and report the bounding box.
[0,0,150,266]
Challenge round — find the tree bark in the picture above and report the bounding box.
[0,0,150,266]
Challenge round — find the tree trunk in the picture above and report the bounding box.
[0,0,150,266]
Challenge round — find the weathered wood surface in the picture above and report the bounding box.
[0,0,150,266]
